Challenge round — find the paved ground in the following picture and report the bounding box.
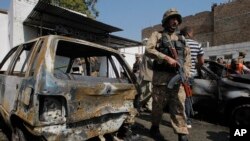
[132,112,230,141]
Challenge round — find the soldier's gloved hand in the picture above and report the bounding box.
[164,56,180,67]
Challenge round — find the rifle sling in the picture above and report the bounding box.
[165,33,179,60]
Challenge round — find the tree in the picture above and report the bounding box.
[86,0,99,17]
[57,0,98,19]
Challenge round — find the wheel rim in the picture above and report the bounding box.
[12,128,26,141]
[232,105,250,126]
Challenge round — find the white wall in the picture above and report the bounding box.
[203,41,250,62]
[0,12,10,62]
[121,41,250,68]
[119,46,144,68]
[9,0,38,48]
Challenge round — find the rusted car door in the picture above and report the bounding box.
[0,46,19,113]
[0,40,40,118]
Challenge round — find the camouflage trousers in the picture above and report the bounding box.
[139,80,153,111]
[151,85,189,135]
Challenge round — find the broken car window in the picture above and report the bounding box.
[53,40,129,82]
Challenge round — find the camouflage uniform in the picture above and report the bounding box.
[145,31,191,135]
[139,55,153,111]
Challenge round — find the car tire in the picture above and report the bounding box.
[0,129,9,141]
[12,127,26,141]
[230,104,250,126]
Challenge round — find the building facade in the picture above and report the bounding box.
[142,0,250,47]
[142,0,250,61]
[0,9,10,62]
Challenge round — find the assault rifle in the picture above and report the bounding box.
[166,44,194,116]
[167,59,194,116]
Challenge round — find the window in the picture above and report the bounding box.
[209,56,217,61]
[53,40,129,82]
[200,41,209,48]
[11,42,36,76]
[54,55,70,73]
[0,47,18,73]
[224,54,232,60]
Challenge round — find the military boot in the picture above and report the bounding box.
[149,125,165,140]
[178,134,188,141]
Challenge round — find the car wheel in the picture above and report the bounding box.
[230,104,250,126]
[12,127,26,141]
[0,129,8,141]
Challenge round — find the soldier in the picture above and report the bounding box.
[133,54,141,73]
[132,53,142,77]
[145,8,191,141]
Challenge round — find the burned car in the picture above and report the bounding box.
[0,35,139,141]
[192,60,250,126]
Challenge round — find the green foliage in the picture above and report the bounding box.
[86,0,99,17]
[58,0,98,18]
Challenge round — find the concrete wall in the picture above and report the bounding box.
[203,41,250,62]
[119,46,144,68]
[9,0,38,48]
[0,11,10,62]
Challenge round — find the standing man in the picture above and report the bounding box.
[237,51,250,74]
[145,8,191,141]
[132,53,141,77]
[180,26,204,128]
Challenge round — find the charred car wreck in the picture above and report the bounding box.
[0,35,140,140]
[192,60,250,126]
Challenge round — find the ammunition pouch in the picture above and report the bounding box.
[153,32,186,73]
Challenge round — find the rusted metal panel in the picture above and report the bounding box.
[32,114,128,141]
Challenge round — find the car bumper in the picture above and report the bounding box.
[27,114,130,141]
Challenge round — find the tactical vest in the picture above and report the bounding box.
[153,32,186,72]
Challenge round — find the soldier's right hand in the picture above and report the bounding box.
[164,56,180,67]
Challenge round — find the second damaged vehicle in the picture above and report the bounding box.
[0,35,140,141]
[192,60,250,126]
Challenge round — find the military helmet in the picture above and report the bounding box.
[162,8,182,25]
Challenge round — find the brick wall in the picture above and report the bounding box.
[213,0,250,46]
[180,11,213,46]
[142,0,250,46]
